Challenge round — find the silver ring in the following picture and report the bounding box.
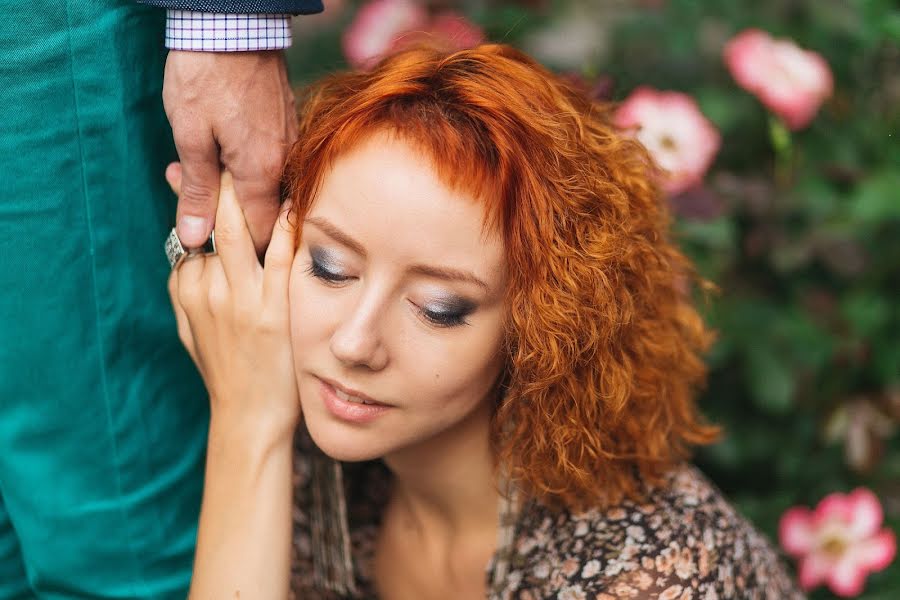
[165,227,217,269]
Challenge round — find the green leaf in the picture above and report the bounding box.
[744,345,795,414]
[676,216,736,249]
[849,171,900,223]
[841,292,891,338]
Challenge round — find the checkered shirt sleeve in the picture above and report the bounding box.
[165,10,292,51]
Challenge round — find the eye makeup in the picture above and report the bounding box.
[419,295,476,328]
[307,247,350,283]
[305,244,478,328]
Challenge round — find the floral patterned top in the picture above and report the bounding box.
[290,432,804,599]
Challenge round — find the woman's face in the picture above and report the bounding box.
[289,131,508,462]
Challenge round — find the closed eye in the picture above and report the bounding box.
[306,256,351,284]
[420,308,471,328]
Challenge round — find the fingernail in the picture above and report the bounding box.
[178,216,208,246]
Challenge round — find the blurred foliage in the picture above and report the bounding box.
[287,0,899,596]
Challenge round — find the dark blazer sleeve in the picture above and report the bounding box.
[136,0,323,15]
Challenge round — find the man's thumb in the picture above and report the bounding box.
[175,159,221,249]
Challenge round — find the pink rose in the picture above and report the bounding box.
[614,87,721,196]
[779,488,896,597]
[343,1,483,70]
[724,28,833,130]
[342,0,428,69]
[422,12,484,51]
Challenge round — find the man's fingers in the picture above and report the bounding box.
[175,138,221,250]
[263,202,296,304]
[214,172,262,287]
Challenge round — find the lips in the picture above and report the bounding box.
[332,386,379,405]
[317,377,393,424]
[319,376,386,406]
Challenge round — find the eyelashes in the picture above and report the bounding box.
[421,307,469,328]
[305,249,473,328]
[305,247,352,284]
[306,254,350,283]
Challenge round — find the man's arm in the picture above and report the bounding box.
[139,0,324,254]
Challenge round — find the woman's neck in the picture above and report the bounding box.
[381,400,500,540]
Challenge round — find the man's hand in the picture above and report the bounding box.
[163,50,298,255]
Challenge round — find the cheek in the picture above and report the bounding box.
[404,319,505,410]
[288,269,332,361]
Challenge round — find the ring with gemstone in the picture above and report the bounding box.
[165,227,217,269]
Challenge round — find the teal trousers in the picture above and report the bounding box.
[0,2,208,598]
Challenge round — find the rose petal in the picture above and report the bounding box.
[342,0,428,69]
[779,506,816,556]
[425,12,484,51]
[827,556,868,598]
[723,28,832,130]
[798,553,832,591]
[814,491,854,526]
[614,87,720,195]
[724,29,771,92]
[845,488,885,540]
[854,529,897,572]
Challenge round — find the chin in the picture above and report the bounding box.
[302,413,390,463]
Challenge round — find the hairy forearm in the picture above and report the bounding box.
[188,420,295,599]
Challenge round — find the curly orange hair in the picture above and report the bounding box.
[284,44,720,511]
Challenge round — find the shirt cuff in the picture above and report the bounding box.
[165,10,292,51]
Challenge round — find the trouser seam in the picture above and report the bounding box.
[63,1,146,596]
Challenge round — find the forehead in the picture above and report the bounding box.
[306,131,506,287]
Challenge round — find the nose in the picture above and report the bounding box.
[329,298,389,371]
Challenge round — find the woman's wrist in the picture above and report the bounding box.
[207,407,298,460]
[191,410,295,599]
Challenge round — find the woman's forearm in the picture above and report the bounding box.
[188,419,295,600]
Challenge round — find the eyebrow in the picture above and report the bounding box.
[304,216,490,292]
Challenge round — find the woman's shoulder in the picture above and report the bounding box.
[495,464,805,599]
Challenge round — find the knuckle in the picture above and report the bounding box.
[178,278,204,310]
[210,221,238,243]
[172,124,212,155]
[258,308,284,333]
[234,307,257,330]
[178,181,217,211]
[206,284,230,316]
[260,149,287,177]
[177,326,194,351]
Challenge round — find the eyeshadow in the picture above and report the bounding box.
[422,295,477,315]
[309,246,343,270]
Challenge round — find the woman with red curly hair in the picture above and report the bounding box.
[168,44,802,598]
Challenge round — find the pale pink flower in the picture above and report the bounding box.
[724,28,833,130]
[422,12,484,51]
[779,488,896,597]
[342,0,428,69]
[614,87,721,195]
[343,1,483,70]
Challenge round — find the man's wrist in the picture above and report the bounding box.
[165,10,292,51]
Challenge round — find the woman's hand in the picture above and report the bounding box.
[168,164,300,444]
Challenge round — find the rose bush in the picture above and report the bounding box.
[286,1,900,597]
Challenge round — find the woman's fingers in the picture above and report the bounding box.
[214,171,261,288]
[263,202,296,304]
[168,267,198,365]
[166,162,183,196]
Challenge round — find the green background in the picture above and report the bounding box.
[285,1,899,597]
